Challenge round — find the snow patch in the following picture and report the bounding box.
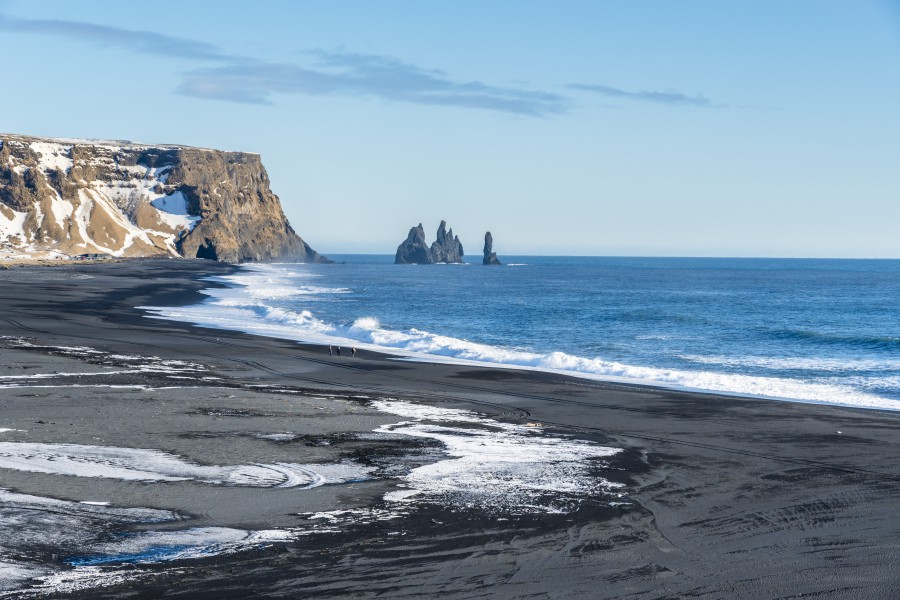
[29,141,74,173]
[49,196,74,228]
[151,191,200,231]
[0,207,28,242]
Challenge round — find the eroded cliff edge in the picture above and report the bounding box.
[0,134,326,263]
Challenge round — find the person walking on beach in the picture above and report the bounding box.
[351,347,357,357]
[336,347,341,356]
[328,345,333,356]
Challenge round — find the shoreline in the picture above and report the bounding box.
[2,260,900,598]
[143,259,900,413]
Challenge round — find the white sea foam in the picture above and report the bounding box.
[371,399,623,513]
[0,442,372,488]
[145,300,900,410]
[679,354,900,372]
[139,263,900,412]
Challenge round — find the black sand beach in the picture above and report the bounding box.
[2,260,900,599]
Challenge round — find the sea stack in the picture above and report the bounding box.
[429,220,464,264]
[483,231,502,266]
[394,223,432,264]
[394,220,465,264]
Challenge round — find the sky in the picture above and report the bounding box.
[1,1,898,258]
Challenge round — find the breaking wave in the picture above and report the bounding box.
[140,263,900,412]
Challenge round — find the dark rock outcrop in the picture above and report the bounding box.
[483,231,501,265]
[430,220,464,264]
[394,223,432,264]
[0,134,327,263]
[395,220,465,264]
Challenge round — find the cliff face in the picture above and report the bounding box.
[0,134,325,263]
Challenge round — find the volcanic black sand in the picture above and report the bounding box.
[1,259,899,599]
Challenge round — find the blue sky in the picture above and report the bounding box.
[1,1,898,257]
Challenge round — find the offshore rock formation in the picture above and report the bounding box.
[394,220,464,264]
[0,134,326,263]
[483,231,501,265]
[394,223,432,265]
[430,220,464,264]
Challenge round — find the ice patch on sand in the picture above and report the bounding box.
[0,560,45,593]
[255,433,298,442]
[0,488,176,521]
[0,488,177,593]
[18,566,160,597]
[69,527,293,566]
[0,488,294,595]
[0,339,212,391]
[298,507,407,536]
[370,399,623,514]
[0,370,138,380]
[0,393,632,594]
[0,442,373,488]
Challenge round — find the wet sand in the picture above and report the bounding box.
[1,259,900,599]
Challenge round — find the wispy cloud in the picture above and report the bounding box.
[568,83,715,107]
[0,13,565,117]
[0,14,236,62]
[177,51,569,117]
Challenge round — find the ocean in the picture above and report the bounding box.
[144,256,900,411]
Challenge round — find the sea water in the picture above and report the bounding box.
[144,256,900,411]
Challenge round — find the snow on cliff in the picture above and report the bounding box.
[0,135,323,263]
[0,137,196,258]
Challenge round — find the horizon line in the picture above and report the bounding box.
[314,252,900,261]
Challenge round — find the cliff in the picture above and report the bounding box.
[0,134,325,263]
[395,220,464,264]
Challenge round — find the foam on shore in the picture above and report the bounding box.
[140,264,900,412]
[371,399,624,513]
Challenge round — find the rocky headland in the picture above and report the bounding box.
[0,134,325,263]
[395,220,464,264]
